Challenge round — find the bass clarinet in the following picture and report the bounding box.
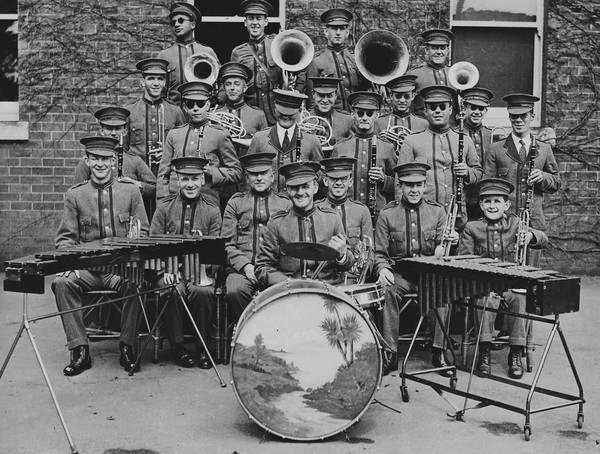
[368,136,378,223]
[515,136,538,266]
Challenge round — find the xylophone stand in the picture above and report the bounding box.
[0,293,79,454]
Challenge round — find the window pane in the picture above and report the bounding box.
[452,0,536,22]
[0,0,17,14]
[0,19,18,102]
[452,27,534,108]
[194,0,280,17]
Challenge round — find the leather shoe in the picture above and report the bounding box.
[119,342,140,373]
[382,352,398,376]
[197,351,212,370]
[63,345,91,376]
[431,347,454,377]
[172,343,195,368]
[508,346,524,379]
[477,342,491,375]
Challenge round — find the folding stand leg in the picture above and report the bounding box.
[399,314,426,402]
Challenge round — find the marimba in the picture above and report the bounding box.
[394,255,585,441]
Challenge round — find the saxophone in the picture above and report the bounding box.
[515,136,538,266]
[368,136,378,223]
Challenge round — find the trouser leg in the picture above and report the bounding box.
[502,290,527,347]
[225,273,257,323]
[430,306,452,349]
[473,293,501,343]
[102,274,141,347]
[185,283,215,348]
[382,275,414,354]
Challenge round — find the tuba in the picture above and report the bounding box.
[271,29,314,90]
[184,52,221,85]
[355,30,409,85]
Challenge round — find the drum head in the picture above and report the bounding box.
[231,279,382,441]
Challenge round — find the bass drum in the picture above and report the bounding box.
[231,279,382,441]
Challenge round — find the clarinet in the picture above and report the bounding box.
[116,133,124,178]
[515,136,538,266]
[368,136,378,223]
[455,99,465,219]
[295,128,302,162]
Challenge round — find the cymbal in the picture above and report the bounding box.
[281,242,339,261]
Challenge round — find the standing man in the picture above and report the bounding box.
[157,81,242,208]
[306,8,369,112]
[373,162,455,375]
[157,2,220,104]
[247,89,323,193]
[151,156,222,369]
[53,136,149,376]
[255,161,354,286]
[459,86,494,219]
[125,58,186,174]
[306,77,353,155]
[221,152,292,322]
[231,0,305,126]
[331,91,397,221]
[316,157,373,284]
[484,93,561,265]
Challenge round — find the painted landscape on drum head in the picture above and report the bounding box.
[231,290,380,440]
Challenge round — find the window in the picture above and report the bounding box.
[450,0,545,127]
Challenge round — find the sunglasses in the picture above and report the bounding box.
[170,17,190,26]
[392,92,412,100]
[354,109,375,118]
[509,113,531,121]
[184,99,208,109]
[327,175,351,183]
[466,103,486,112]
[426,103,449,112]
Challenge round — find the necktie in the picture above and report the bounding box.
[282,130,290,150]
[519,140,527,161]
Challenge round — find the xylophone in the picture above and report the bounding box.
[3,235,227,294]
[395,254,580,316]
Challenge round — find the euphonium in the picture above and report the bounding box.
[355,30,409,85]
[271,29,314,90]
[207,109,247,139]
[184,52,221,85]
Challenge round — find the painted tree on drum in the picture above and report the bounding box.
[321,300,363,366]
[253,333,267,371]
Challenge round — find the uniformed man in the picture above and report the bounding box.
[231,0,305,125]
[376,74,428,144]
[331,91,397,222]
[398,85,482,225]
[221,152,292,322]
[484,93,561,266]
[306,8,369,112]
[459,86,495,219]
[157,2,220,104]
[373,162,456,375]
[157,81,242,208]
[316,157,373,284]
[53,136,149,376]
[125,58,186,174]
[247,89,323,193]
[407,28,457,124]
[306,77,353,156]
[255,161,354,286]
[150,156,222,369]
[72,107,157,220]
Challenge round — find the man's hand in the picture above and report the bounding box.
[118,176,142,190]
[242,264,257,283]
[453,161,469,177]
[528,168,543,185]
[328,233,348,259]
[448,230,459,245]
[368,166,385,183]
[377,268,394,287]
[57,270,80,278]
[163,273,179,285]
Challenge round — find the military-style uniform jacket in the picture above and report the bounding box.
[215,101,269,159]
[56,178,149,249]
[221,188,292,273]
[375,112,429,136]
[157,41,220,104]
[407,62,457,124]
[157,122,242,206]
[398,127,483,213]
[255,205,354,286]
[124,97,186,167]
[231,35,306,126]
[484,135,561,230]
[150,193,221,237]
[72,152,156,199]
[307,107,353,152]
[331,132,398,218]
[247,126,324,193]
[373,198,446,276]
[306,45,369,112]
[458,213,548,261]
[461,122,493,208]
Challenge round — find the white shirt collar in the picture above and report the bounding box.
[276,123,296,146]
[511,132,532,152]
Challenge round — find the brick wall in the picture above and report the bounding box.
[1,0,598,274]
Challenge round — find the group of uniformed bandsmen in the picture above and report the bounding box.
[52,1,561,382]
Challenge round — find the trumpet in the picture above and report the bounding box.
[355,30,409,85]
[298,108,333,147]
[184,52,220,85]
[207,109,247,139]
[271,29,314,90]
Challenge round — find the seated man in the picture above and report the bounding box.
[458,178,548,379]
[255,161,354,286]
[53,136,149,376]
[221,152,292,322]
[150,156,222,369]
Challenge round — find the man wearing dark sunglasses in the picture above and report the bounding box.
[332,91,397,222]
[484,93,561,266]
[157,81,242,208]
[157,2,220,104]
[459,86,495,219]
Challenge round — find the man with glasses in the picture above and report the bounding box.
[247,89,323,193]
[332,91,397,221]
[255,161,354,286]
[484,93,561,266]
[459,87,494,219]
[157,2,220,104]
[305,8,369,112]
[157,81,242,208]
